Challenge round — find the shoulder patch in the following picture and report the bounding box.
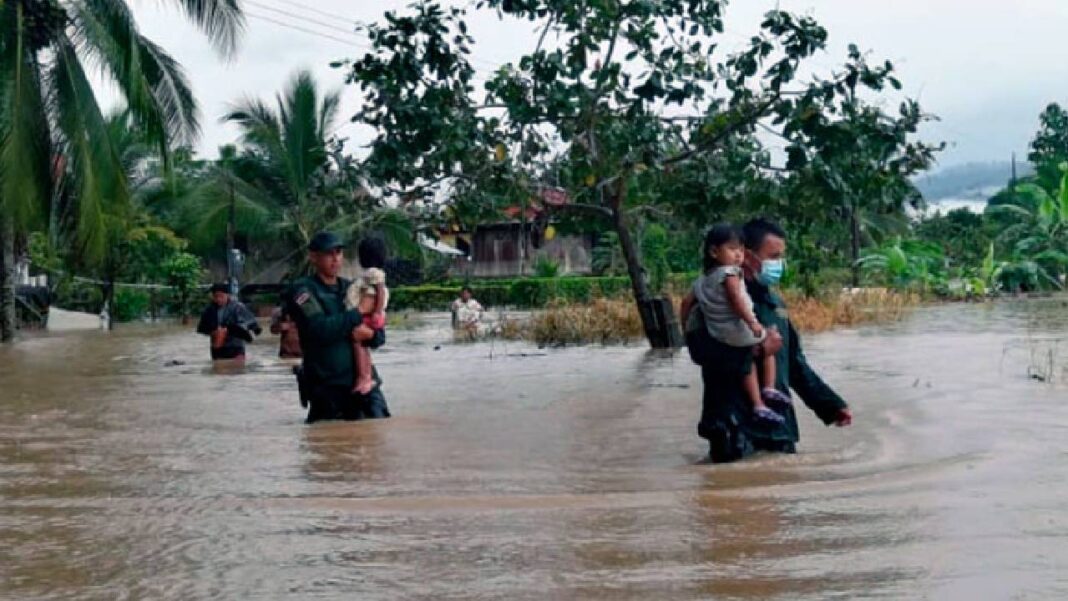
[295,292,311,306]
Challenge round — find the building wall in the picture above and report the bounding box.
[453,224,593,279]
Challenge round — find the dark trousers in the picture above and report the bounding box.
[696,345,795,464]
[304,368,390,424]
[210,346,245,360]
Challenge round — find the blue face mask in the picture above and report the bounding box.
[759,259,785,286]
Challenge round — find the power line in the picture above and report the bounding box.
[251,0,506,73]
[245,0,370,46]
[259,0,359,24]
[245,11,366,49]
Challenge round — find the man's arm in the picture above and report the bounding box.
[787,320,850,426]
[290,286,362,345]
[269,309,284,335]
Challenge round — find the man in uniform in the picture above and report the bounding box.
[196,283,260,361]
[287,232,390,423]
[681,218,852,463]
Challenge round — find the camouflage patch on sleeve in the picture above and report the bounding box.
[292,287,322,318]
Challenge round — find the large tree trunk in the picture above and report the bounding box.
[0,214,16,342]
[609,179,681,349]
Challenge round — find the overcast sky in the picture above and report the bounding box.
[105,0,1068,170]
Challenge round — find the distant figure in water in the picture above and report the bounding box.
[691,224,792,425]
[451,286,484,334]
[196,283,261,362]
[269,302,302,360]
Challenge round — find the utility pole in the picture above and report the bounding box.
[225,177,242,297]
[1010,152,1018,197]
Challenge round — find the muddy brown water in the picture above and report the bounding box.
[2,299,1068,600]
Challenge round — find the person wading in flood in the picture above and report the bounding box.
[286,232,390,423]
[680,218,852,463]
[196,283,260,362]
[269,301,302,361]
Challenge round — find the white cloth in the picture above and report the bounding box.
[451,298,484,328]
[345,267,390,311]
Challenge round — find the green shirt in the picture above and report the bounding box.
[287,275,363,388]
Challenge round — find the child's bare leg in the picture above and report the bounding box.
[743,369,768,410]
[762,353,777,390]
[760,353,792,406]
[353,339,375,394]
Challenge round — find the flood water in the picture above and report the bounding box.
[2,299,1068,600]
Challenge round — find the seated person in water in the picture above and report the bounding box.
[692,224,792,424]
[450,286,484,331]
[344,238,389,395]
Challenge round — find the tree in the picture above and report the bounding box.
[210,70,417,272]
[222,69,341,245]
[163,251,204,323]
[344,0,931,347]
[774,47,939,287]
[0,0,244,341]
[985,170,1068,289]
[1028,103,1068,192]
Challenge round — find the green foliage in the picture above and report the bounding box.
[27,232,63,275]
[640,223,671,293]
[1029,103,1068,191]
[508,277,631,307]
[163,252,204,318]
[914,207,994,269]
[343,0,932,327]
[390,284,510,312]
[390,277,637,311]
[533,256,560,278]
[858,238,945,292]
[112,288,150,322]
[592,232,626,276]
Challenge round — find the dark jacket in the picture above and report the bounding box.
[196,300,260,359]
[287,275,383,388]
[691,280,847,462]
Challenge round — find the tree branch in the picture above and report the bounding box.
[555,202,613,219]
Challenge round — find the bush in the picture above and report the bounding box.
[390,274,717,312]
[508,276,631,306]
[113,288,151,322]
[533,256,560,278]
[390,284,511,311]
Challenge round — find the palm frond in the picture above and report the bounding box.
[49,37,130,265]
[71,0,200,163]
[0,3,53,228]
[170,0,244,58]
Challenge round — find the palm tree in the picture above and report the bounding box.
[212,70,417,269]
[0,0,244,341]
[222,68,341,244]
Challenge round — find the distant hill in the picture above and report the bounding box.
[914,161,1034,203]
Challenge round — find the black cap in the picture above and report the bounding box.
[307,231,346,252]
[210,282,229,294]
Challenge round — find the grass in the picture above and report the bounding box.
[498,297,643,346]
[497,287,919,345]
[781,288,920,333]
